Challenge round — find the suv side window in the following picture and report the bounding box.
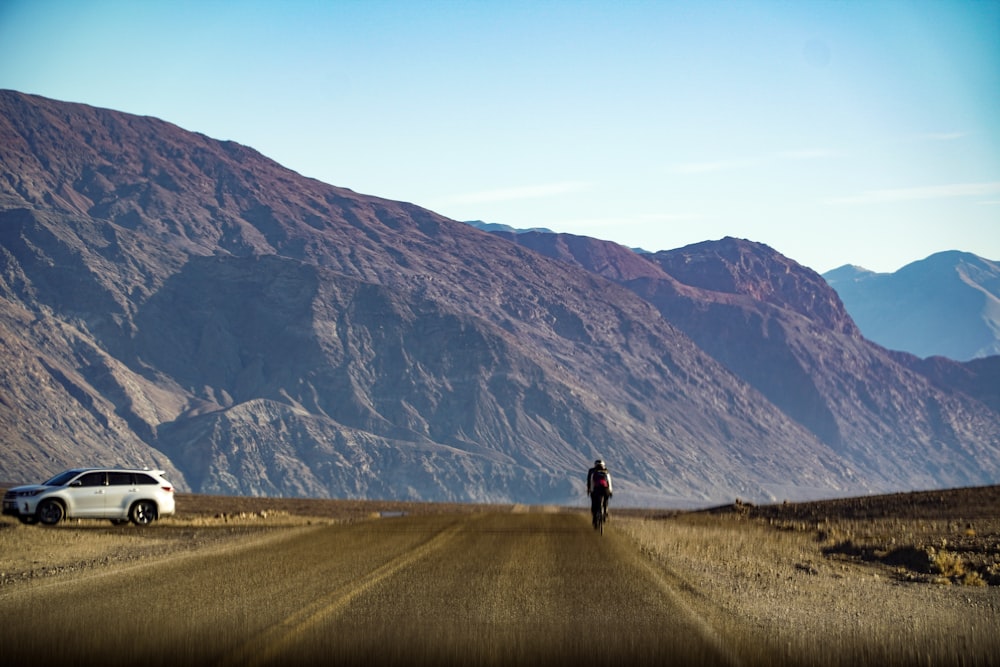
[107,472,133,486]
[76,472,106,487]
[133,473,158,485]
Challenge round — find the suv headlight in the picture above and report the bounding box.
[18,489,44,497]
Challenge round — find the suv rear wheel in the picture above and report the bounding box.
[129,500,157,526]
[37,499,65,525]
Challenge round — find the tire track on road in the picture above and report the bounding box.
[214,517,470,667]
[4,512,750,666]
[292,512,745,667]
[621,535,746,667]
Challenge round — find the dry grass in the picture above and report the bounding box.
[617,486,1000,666]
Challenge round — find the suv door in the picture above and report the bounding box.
[105,471,136,519]
[67,471,108,517]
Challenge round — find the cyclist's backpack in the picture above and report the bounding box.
[592,469,610,491]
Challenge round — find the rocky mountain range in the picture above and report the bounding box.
[823,253,1000,362]
[1,90,999,507]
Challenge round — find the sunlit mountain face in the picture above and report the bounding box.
[1,90,998,506]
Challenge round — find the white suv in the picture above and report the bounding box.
[3,468,176,526]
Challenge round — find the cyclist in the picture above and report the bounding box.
[586,459,613,528]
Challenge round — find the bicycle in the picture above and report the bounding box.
[591,495,608,535]
[593,505,605,534]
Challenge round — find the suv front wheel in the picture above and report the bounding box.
[129,500,157,526]
[37,499,65,525]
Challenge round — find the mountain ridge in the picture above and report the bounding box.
[824,251,1000,361]
[482,228,1000,492]
[2,90,998,506]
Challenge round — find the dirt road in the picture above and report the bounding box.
[2,512,744,667]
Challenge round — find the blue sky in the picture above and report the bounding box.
[1,0,997,273]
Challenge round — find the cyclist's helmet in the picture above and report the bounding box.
[594,459,606,469]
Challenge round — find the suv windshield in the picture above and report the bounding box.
[42,470,84,486]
